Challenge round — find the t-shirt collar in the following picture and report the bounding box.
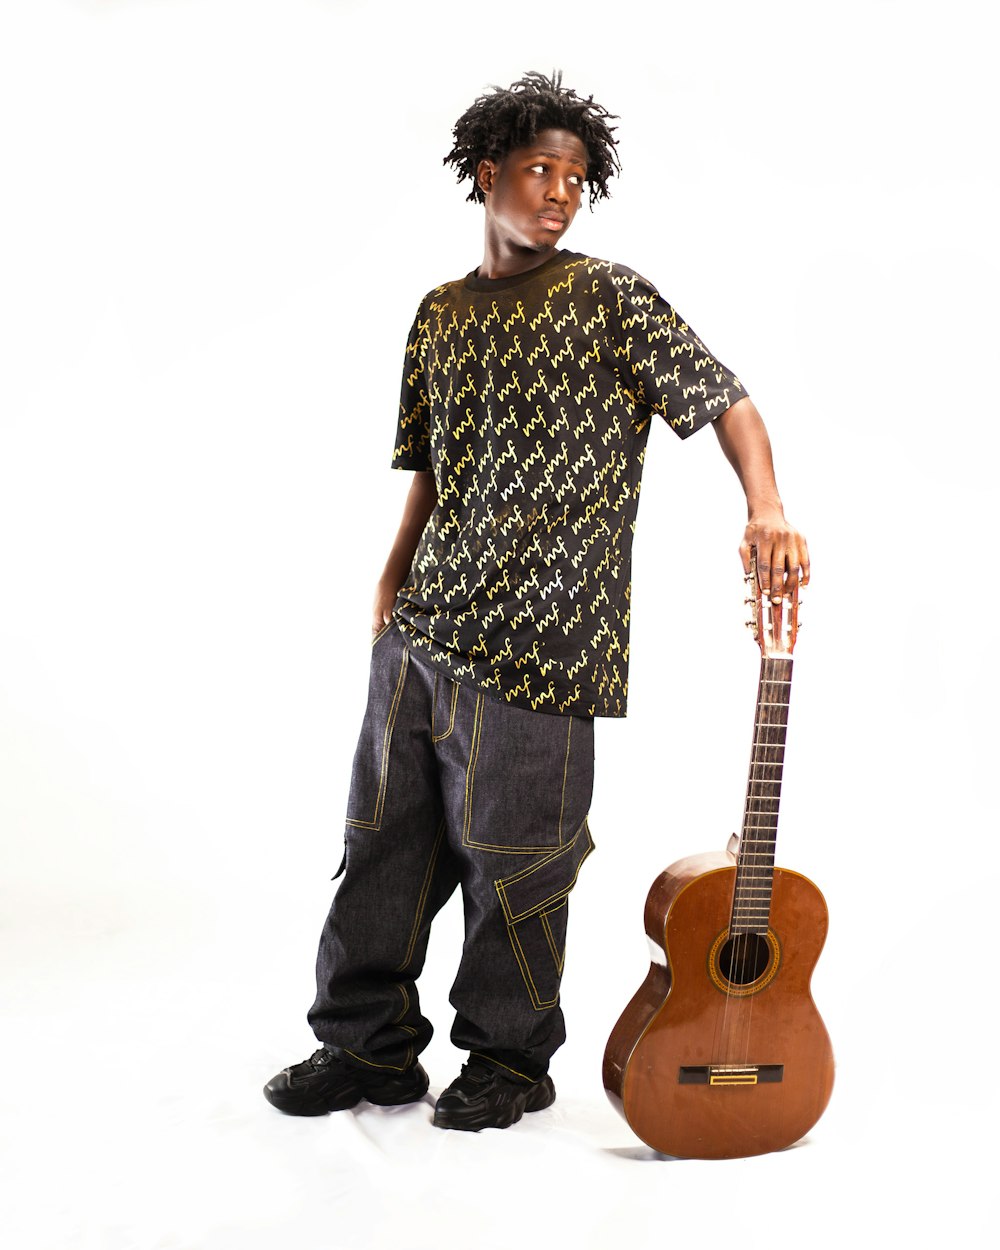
[464,249,581,293]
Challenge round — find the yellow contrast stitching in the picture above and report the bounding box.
[343,1049,410,1073]
[347,986,419,1072]
[470,1052,541,1083]
[462,704,580,854]
[464,840,562,854]
[396,817,447,971]
[395,983,416,1068]
[432,678,459,743]
[371,620,394,646]
[494,817,593,923]
[540,899,568,973]
[506,921,558,1010]
[557,717,572,846]
[345,647,409,830]
[462,693,485,842]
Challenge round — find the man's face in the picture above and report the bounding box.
[477,128,588,252]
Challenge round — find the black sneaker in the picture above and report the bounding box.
[432,1058,556,1132]
[263,1048,429,1116]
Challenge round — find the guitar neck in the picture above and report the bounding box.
[732,655,793,936]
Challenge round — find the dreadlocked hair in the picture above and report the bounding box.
[444,70,620,208]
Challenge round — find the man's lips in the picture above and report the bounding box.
[538,213,567,231]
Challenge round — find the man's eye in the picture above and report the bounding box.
[569,175,583,186]
[529,164,546,173]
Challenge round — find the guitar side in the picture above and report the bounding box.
[603,851,729,1110]
[604,856,834,1160]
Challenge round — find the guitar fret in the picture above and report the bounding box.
[728,653,792,935]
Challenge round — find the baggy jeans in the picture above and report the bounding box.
[307,620,596,1083]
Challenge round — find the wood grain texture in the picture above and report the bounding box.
[604,861,834,1159]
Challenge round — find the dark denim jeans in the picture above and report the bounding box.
[307,621,595,1083]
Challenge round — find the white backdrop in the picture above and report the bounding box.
[1,1,996,1247]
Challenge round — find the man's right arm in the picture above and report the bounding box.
[371,469,437,634]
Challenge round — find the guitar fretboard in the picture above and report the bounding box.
[731,655,792,936]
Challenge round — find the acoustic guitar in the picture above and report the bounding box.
[603,554,834,1159]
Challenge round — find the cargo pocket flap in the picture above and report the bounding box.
[495,817,594,924]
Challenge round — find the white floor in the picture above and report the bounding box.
[2,866,992,1250]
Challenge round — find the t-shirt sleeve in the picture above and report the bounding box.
[390,300,433,471]
[608,267,746,438]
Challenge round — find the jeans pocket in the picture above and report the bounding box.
[463,697,594,853]
[345,630,410,831]
[494,817,595,1009]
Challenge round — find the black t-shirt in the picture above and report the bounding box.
[390,250,745,718]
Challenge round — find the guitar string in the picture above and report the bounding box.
[715,659,751,1068]
[728,562,765,1070]
[743,657,773,1067]
[718,589,792,1075]
[717,653,766,1069]
[743,655,790,1070]
[742,658,776,1068]
[735,657,767,1069]
[728,651,790,1072]
[717,565,762,1070]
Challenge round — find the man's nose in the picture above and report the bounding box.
[546,177,570,204]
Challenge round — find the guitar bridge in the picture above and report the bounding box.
[679,1065,784,1086]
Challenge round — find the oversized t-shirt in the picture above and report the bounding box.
[389,249,745,719]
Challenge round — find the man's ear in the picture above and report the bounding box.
[476,158,497,197]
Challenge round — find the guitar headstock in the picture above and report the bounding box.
[745,547,799,658]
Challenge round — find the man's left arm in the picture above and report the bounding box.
[712,396,810,602]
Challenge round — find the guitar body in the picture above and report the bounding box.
[603,851,834,1160]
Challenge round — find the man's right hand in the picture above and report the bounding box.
[372,469,437,636]
[372,579,398,636]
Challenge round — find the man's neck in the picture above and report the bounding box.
[477,236,562,281]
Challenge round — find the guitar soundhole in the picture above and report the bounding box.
[718,933,771,986]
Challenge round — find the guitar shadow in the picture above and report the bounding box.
[603,1136,812,1163]
[603,1145,681,1162]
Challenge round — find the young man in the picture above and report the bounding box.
[264,71,809,1132]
